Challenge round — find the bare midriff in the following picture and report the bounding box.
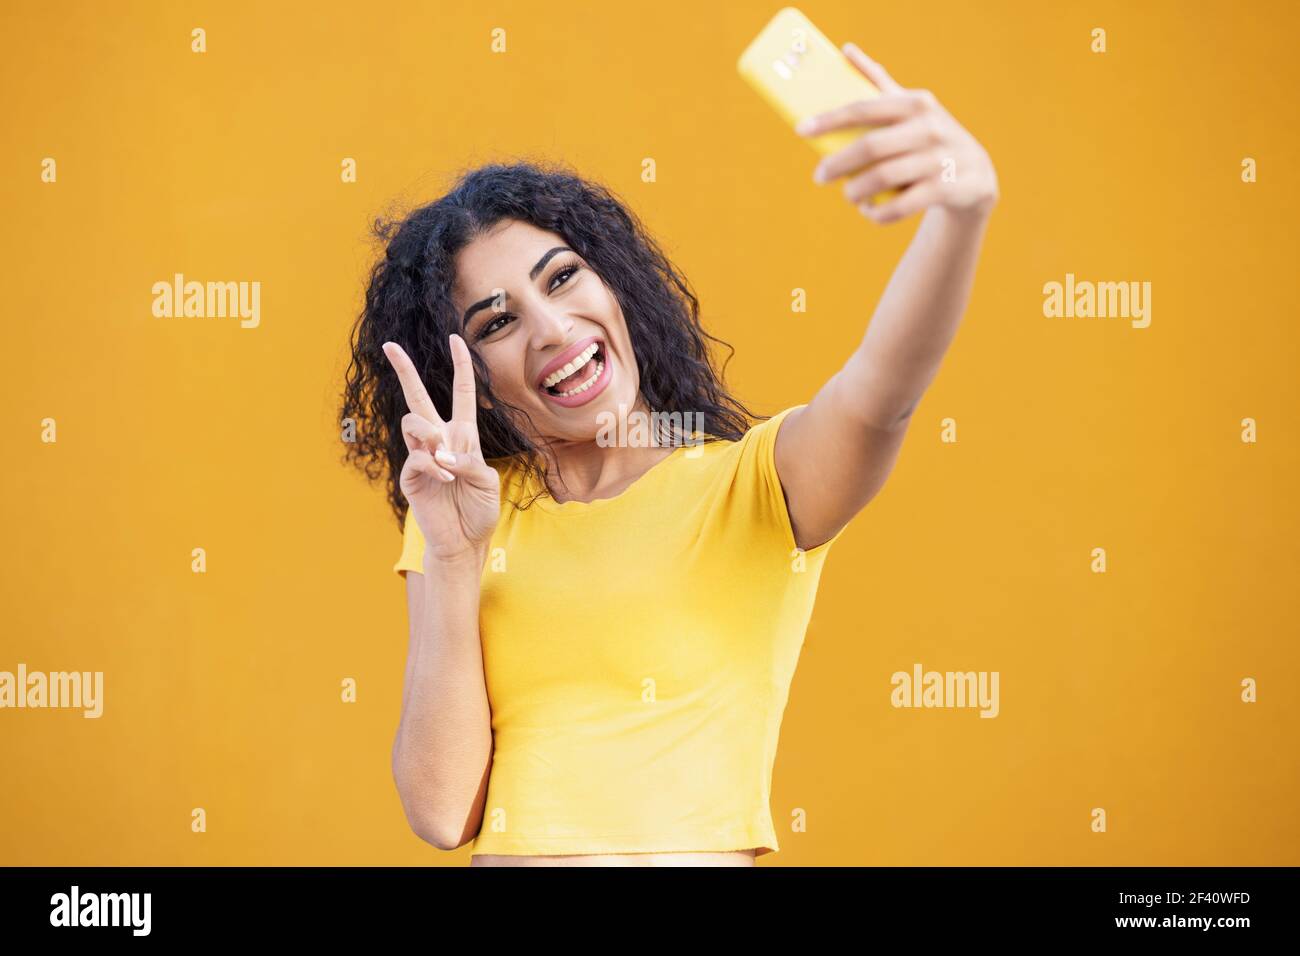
[470,849,757,867]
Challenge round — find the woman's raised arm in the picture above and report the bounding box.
[774,44,999,551]
[384,335,501,849]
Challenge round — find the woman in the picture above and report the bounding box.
[340,47,998,866]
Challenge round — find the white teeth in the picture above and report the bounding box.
[541,343,599,389]
[553,360,603,397]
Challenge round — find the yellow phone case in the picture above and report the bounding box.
[737,6,898,202]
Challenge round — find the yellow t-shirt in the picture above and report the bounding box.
[392,405,844,857]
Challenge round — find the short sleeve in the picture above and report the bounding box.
[392,506,426,576]
[735,405,848,559]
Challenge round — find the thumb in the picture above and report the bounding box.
[841,42,904,95]
[432,445,497,487]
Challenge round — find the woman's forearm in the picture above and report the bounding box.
[850,203,993,429]
[391,550,493,850]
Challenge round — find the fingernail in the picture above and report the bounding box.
[813,166,827,184]
[437,467,456,481]
[435,448,456,466]
[795,118,815,135]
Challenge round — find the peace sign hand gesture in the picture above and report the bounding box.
[382,334,502,568]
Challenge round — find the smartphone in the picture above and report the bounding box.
[737,6,898,202]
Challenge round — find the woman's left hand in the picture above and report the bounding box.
[797,42,999,224]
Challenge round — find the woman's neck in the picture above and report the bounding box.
[536,397,678,503]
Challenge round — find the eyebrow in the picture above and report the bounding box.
[461,246,573,331]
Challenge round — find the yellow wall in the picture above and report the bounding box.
[2,0,1296,865]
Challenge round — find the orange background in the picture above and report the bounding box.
[2,0,1296,865]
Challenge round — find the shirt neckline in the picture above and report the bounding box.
[524,443,694,516]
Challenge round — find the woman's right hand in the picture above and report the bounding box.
[382,335,501,567]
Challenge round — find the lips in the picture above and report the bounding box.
[535,335,603,390]
[535,335,612,408]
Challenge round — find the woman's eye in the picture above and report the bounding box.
[477,266,579,339]
[550,264,580,290]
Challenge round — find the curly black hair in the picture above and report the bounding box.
[339,159,762,530]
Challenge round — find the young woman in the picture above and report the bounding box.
[341,47,997,866]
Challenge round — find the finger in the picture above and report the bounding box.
[448,333,478,425]
[797,92,920,140]
[431,445,470,476]
[382,341,445,425]
[430,446,499,490]
[859,176,942,224]
[426,442,496,481]
[841,42,904,95]
[401,411,448,455]
[815,116,938,184]
[407,447,455,484]
[842,148,943,204]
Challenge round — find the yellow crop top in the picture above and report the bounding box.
[392,405,844,857]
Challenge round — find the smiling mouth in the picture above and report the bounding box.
[540,341,606,398]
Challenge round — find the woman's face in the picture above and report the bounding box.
[451,219,641,445]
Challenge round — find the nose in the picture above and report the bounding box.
[530,306,574,350]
